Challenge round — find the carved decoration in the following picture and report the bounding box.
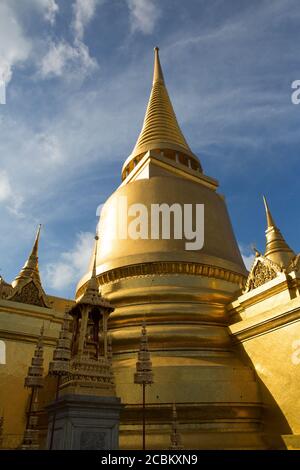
[60,354,115,396]
[244,256,281,293]
[289,254,300,273]
[9,281,49,308]
[77,261,246,299]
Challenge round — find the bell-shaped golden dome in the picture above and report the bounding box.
[76,48,264,451]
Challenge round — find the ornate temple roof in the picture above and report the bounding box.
[243,197,298,293]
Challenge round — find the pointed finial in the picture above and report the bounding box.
[92,233,99,279]
[251,243,261,258]
[153,46,164,85]
[31,224,42,258]
[263,196,276,229]
[76,231,113,309]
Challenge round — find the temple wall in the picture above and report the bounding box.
[0,297,69,448]
[229,290,300,448]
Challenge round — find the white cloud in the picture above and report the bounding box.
[0,0,94,84]
[0,2,32,83]
[40,0,100,80]
[45,232,94,291]
[44,0,59,25]
[0,170,24,216]
[26,0,59,24]
[0,0,59,83]
[127,0,160,34]
[0,170,12,202]
[239,244,255,271]
[73,0,101,41]
[242,253,255,271]
[40,39,98,79]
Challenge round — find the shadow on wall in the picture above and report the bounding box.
[232,342,292,450]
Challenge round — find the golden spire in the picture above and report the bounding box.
[12,225,41,288]
[10,225,50,308]
[125,47,200,174]
[263,196,295,267]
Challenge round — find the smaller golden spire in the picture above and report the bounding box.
[12,225,42,288]
[263,196,295,267]
[84,234,99,293]
[10,225,50,308]
[78,234,112,309]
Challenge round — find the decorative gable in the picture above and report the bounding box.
[243,256,282,293]
[9,280,50,308]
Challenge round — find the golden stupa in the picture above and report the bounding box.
[76,48,264,449]
[1,47,300,451]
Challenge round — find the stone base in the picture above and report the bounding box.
[46,394,122,450]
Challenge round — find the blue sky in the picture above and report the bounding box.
[0,0,300,298]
